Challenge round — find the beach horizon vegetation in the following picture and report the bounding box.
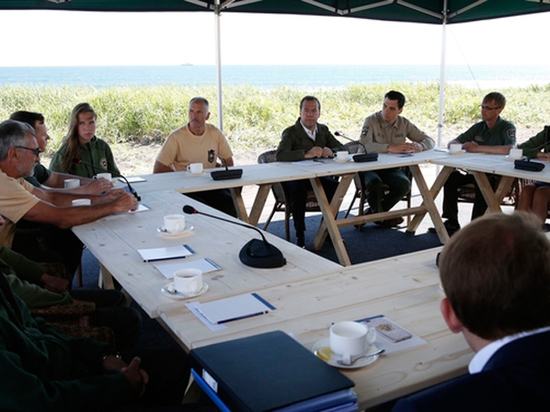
[1,83,549,175]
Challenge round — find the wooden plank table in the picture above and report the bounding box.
[158,247,473,410]
[72,190,341,318]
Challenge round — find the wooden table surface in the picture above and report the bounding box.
[73,190,341,318]
[158,247,473,410]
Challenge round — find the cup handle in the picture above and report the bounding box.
[341,352,351,366]
[366,325,376,345]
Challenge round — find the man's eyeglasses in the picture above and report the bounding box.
[15,146,42,156]
[479,105,501,111]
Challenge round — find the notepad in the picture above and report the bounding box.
[194,293,275,325]
[120,176,147,183]
[138,244,194,262]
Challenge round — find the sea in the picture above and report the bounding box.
[1,65,550,89]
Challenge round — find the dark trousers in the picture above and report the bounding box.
[12,221,83,282]
[71,289,142,351]
[187,189,237,217]
[112,348,217,412]
[442,170,498,224]
[360,168,411,213]
[282,177,339,236]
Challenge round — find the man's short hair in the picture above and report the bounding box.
[9,111,44,130]
[384,91,406,109]
[189,97,209,112]
[483,92,506,109]
[0,120,36,161]
[299,96,321,112]
[440,212,550,341]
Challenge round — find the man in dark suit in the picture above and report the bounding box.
[276,96,344,247]
[393,212,550,411]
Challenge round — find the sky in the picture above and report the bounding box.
[1,9,550,67]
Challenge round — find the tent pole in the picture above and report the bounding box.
[437,0,448,148]
[214,1,223,131]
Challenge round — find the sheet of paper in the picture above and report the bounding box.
[185,302,226,331]
[138,244,194,262]
[121,176,147,183]
[193,293,276,325]
[154,258,221,279]
[356,315,427,354]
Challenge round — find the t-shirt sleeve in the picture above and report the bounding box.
[155,133,178,168]
[217,132,233,159]
[0,176,40,223]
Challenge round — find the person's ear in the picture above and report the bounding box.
[440,297,463,334]
[205,111,211,121]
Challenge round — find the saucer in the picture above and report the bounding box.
[334,155,351,164]
[157,224,194,238]
[312,338,381,369]
[187,170,207,177]
[161,282,209,300]
[448,149,465,155]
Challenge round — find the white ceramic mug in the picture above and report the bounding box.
[509,148,523,160]
[72,198,91,206]
[164,214,186,233]
[174,268,203,294]
[189,163,203,174]
[449,143,463,153]
[330,321,375,365]
[95,172,112,181]
[334,151,349,163]
[64,178,80,189]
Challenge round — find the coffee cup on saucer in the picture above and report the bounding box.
[174,268,203,295]
[64,178,80,189]
[508,148,523,160]
[449,143,463,154]
[163,214,186,233]
[330,321,375,365]
[189,163,203,174]
[334,151,349,163]
[72,198,91,206]
[95,172,112,181]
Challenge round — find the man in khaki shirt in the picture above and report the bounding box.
[359,90,434,227]
[153,97,236,217]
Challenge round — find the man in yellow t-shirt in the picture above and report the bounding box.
[153,97,236,217]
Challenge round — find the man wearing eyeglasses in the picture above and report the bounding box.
[436,92,516,236]
[0,120,137,275]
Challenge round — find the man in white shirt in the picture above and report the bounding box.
[392,212,550,411]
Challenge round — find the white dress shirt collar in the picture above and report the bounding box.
[300,120,317,141]
[469,325,550,374]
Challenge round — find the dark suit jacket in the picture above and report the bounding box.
[392,330,550,411]
[276,118,344,162]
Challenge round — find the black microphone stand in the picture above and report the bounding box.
[183,205,286,268]
[208,150,243,181]
[334,131,378,163]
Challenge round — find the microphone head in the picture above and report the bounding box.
[334,131,342,136]
[72,158,82,164]
[183,205,197,214]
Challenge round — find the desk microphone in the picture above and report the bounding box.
[183,205,286,268]
[334,131,378,163]
[514,135,548,172]
[208,150,243,181]
[72,158,141,201]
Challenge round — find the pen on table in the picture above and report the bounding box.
[218,311,268,324]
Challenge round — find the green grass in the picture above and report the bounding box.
[2,83,549,161]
